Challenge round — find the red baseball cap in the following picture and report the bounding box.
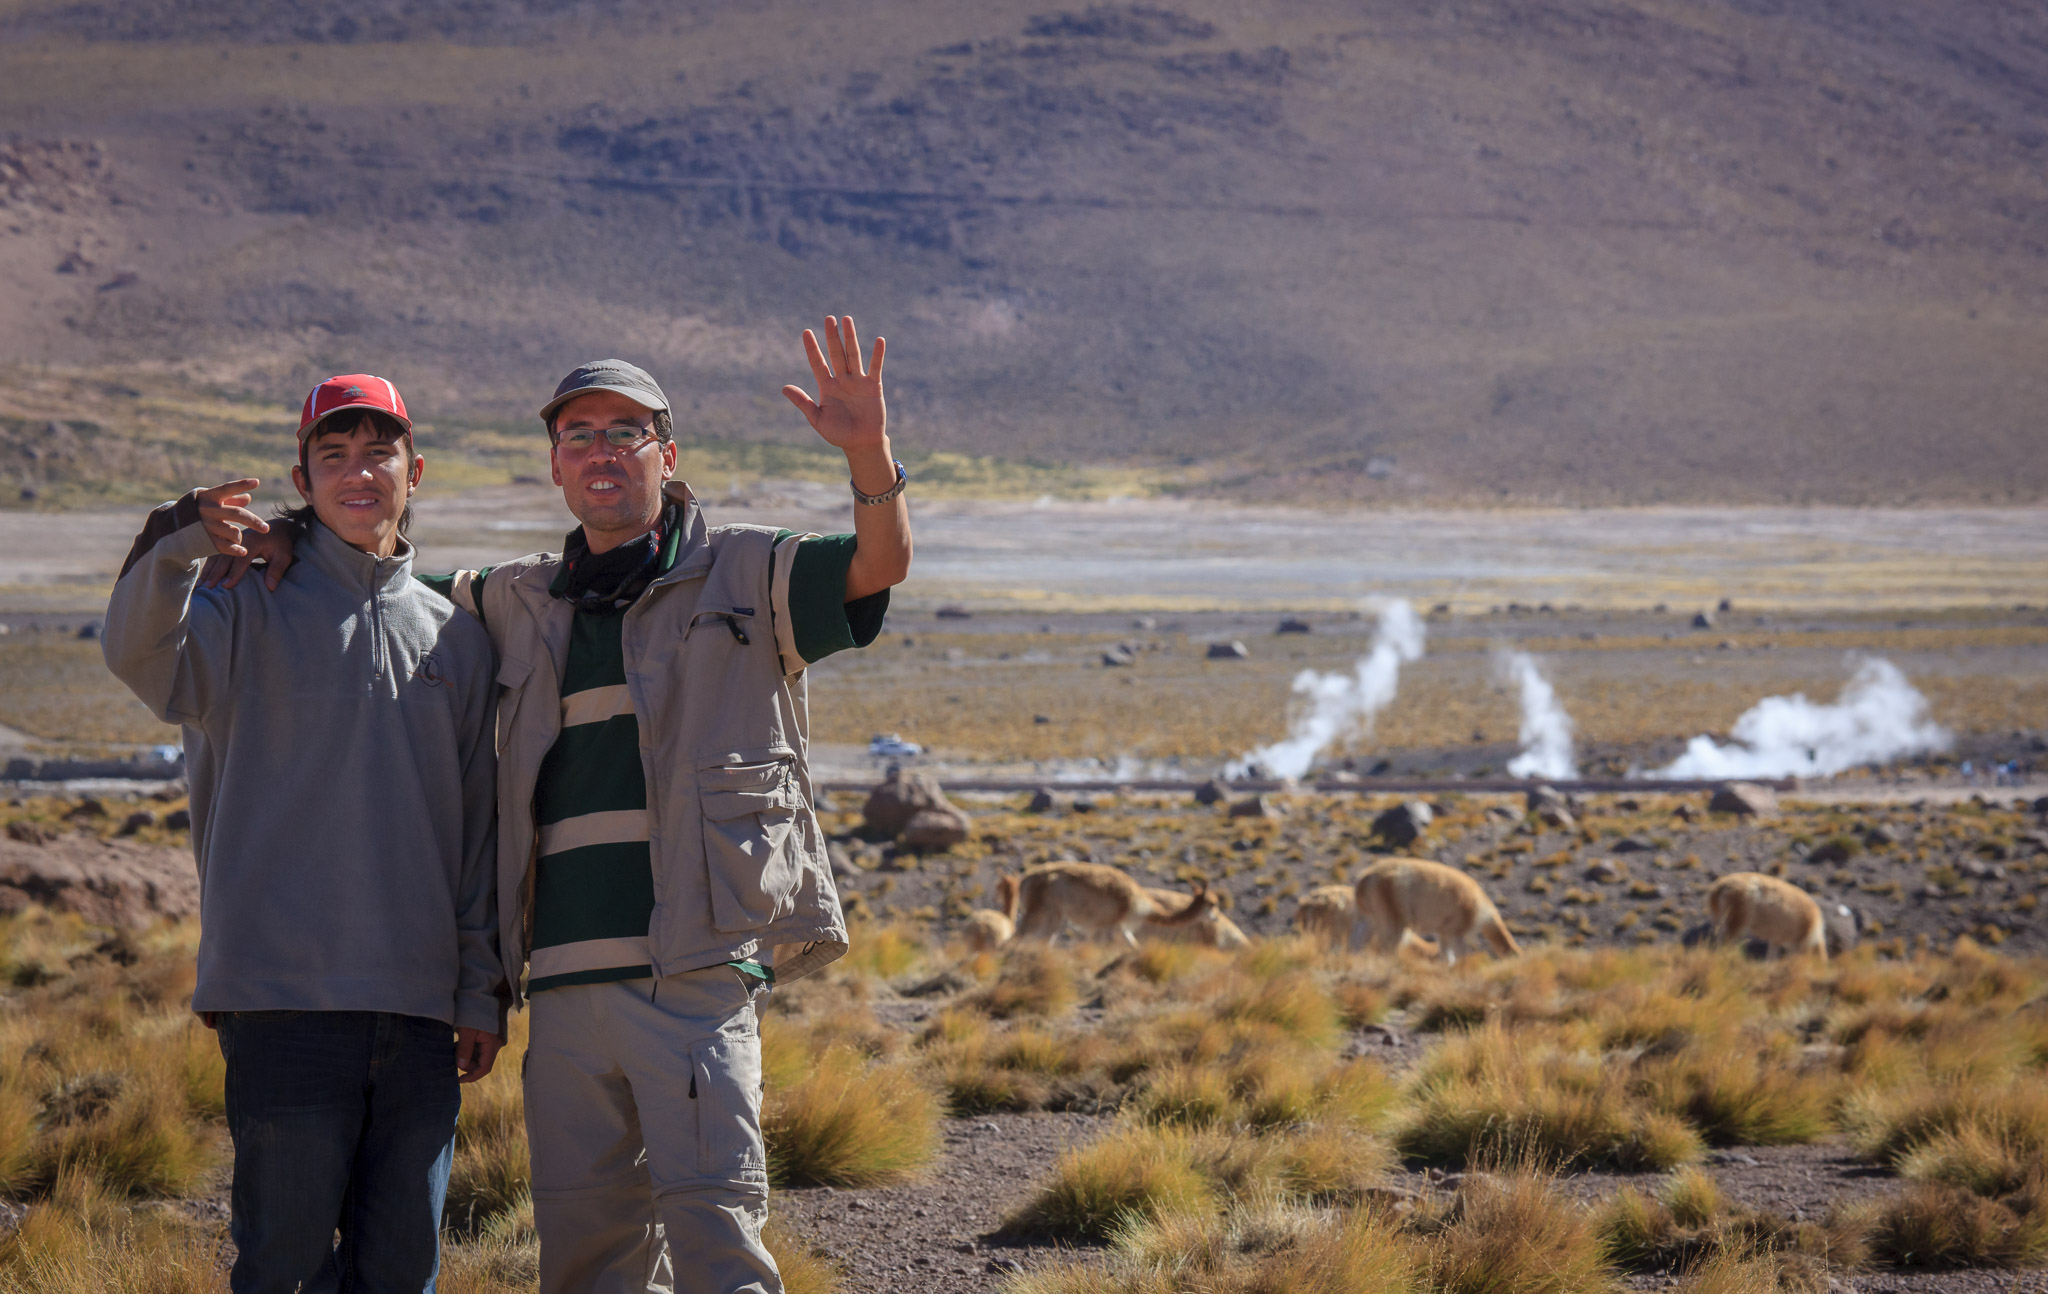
[297,374,412,442]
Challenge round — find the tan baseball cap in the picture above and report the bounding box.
[538,359,670,427]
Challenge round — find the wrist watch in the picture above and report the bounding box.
[852,459,908,506]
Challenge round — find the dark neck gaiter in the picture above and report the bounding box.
[553,501,677,615]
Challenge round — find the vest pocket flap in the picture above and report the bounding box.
[698,759,798,819]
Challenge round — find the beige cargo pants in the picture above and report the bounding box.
[524,965,781,1294]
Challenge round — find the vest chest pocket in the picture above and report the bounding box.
[698,756,804,932]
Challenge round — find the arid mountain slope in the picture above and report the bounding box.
[1,0,2045,503]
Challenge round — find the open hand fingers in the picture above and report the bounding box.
[801,327,832,387]
[202,520,249,557]
[868,332,886,381]
[203,503,269,534]
[834,315,866,379]
[197,478,261,504]
[781,384,822,426]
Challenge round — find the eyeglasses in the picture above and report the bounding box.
[556,423,657,451]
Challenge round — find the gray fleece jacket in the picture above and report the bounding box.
[103,497,506,1033]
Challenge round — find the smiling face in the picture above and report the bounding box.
[549,389,677,554]
[291,414,422,557]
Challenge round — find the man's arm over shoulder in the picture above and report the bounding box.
[103,491,241,724]
[416,566,495,633]
[768,530,890,674]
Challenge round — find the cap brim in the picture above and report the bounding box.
[298,402,414,441]
[538,382,668,425]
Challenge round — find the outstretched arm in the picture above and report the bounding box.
[781,315,911,601]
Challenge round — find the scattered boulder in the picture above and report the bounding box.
[5,821,54,846]
[813,791,837,814]
[1485,804,1522,823]
[1958,858,2007,882]
[0,835,199,928]
[1206,641,1250,660]
[1193,779,1228,807]
[1275,617,1312,635]
[64,798,107,822]
[1691,612,1715,630]
[1229,794,1280,819]
[1805,838,1855,866]
[934,605,972,619]
[861,768,957,839]
[1709,782,1779,819]
[115,810,155,838]
[1372,801,1433,846]
[1819,898,1861,956]
[76,621,100,641]
[1863,824,1900,847]
[1610,837,1653,854]
[164,808,192,831]
[1585,860,1626,884]
[898,808,971,853]
[1672,804,1698,823]
[1101,644,1137,668]
[1026,787,1058,813]
[2033,795,2048,815]
[1071,795,1098,815]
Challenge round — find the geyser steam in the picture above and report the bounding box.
[1232,599,1425,780]
[1652,656,1950,780]
[1498,651,1577,781]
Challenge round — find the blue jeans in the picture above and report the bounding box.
[216,1010,460,1294]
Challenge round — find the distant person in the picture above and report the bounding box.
[219,319,910,1294]
[106,375,505,1292]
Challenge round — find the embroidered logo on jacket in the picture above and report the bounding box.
[415,653,444,687]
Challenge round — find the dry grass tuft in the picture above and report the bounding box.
[1003,1125,1215,1241]
[762,1044,939,1188]
[445,1011,531,1237]
[1419,1167,1618,1294]
[0,1165,224,1293]
[1865,1178,2048,1269]
[971,944,1080,1020]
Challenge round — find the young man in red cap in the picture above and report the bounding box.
[104,375,506,1292]
[222,320,909,1294]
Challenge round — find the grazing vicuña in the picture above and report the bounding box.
[1013,862,1212,948]
[1354,858,1519,964]
[1140,886,1249,949]
[1292,884,1357,948]
[964,876,1019,952]
[1707,872,1827,959]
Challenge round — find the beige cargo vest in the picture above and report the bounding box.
[462,484,847,1003]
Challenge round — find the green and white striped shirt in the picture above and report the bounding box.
[423,529,884,993]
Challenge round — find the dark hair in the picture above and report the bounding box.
[275,409,416,540]
[547,406,674,446]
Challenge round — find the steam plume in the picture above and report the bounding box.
[1231,599,1425,779]
[1498,651,1576,780]
[1652,656,1950,780]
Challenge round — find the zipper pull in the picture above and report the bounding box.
[722,615,749,645]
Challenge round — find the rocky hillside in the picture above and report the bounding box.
[2,0,2046,503]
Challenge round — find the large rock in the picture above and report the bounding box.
[1026,786,1058,813]
[898,807,972,853]
[1818,897,1861,956]
[0,836,198,929]
[1206,640,1250,660]
[861,768,956,839]
[1372,801,1434,847]
[1193,779,1229,807]
[1709,782,1780,819]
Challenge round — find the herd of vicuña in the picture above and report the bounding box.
[959,856,1829,962]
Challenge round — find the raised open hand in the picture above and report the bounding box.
[196,479,268,559]
[781,316,886,455]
